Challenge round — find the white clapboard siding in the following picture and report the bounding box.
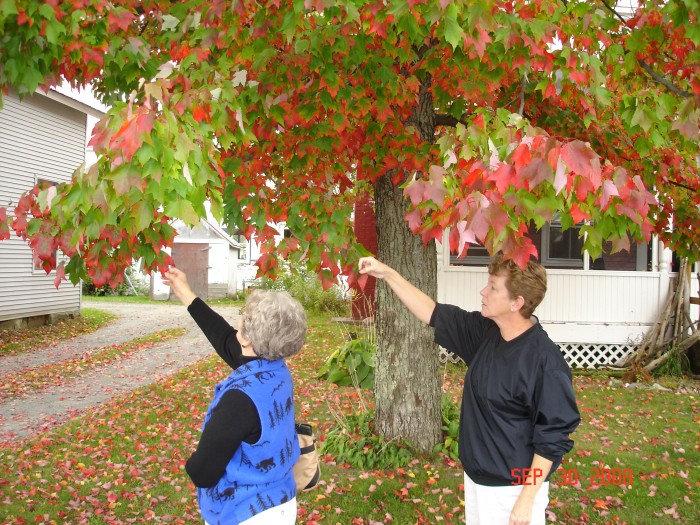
[435,241,688,367]
[0,91,85,322]
[438,265,671,344]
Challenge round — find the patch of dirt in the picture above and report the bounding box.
[0,299,241,442]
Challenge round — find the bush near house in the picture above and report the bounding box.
[263,263,349,315]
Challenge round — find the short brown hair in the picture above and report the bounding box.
[488,252,547,319]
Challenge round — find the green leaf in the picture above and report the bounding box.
[161,14,180,31]
[443,15,464,50]
[134,200,154,232]
[0,0,18,17]
[630,106,654,133]
[165,198,200,226]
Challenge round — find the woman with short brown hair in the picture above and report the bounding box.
[359,252,579,525]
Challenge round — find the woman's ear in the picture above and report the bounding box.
[511,295,525,312]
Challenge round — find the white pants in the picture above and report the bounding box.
[464,473,549,525]
[205,497,297,525]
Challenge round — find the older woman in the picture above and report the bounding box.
[164,267,306,525]
[358,253,580,525]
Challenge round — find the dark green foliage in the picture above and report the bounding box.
[432,395,461,461]
[318,338,376,389]
[263,264,349,315]
[321,410,414,470]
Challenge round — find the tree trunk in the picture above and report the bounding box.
[373,176,442,452]
[372,73,442,453]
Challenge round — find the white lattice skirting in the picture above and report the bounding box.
[558,343,636,369]
[439,343,637,369]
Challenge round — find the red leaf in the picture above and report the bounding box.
[319,269,335,290]
[486,205,510,234]
[573,175,595,202]
[111,110,155,161]
[404,208,423,232]
[561,140,601,189]
[469,207,489,243]
[53,263,66,289]
[404,179,426,206]
[12,213,28,237]
[520,157,553,189]
[544,81,557,99]
[107,7,136,31]
[452,220,477,258]
[510,239,538,269]
[30,232,57,261]
[600,180,619,208]
[569,203,589,223]
[511,143,532,169]
[569,69,588,83]
[488,163,515,194]
[192,104,210,123]
[0,207,10,240]
[553,157,568,194]
[368,19,387,38]
[425,166,447,206]
[671,118,699,140]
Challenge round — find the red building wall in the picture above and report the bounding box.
[351,198,377,320]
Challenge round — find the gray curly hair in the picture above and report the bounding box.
[239,289,307,361]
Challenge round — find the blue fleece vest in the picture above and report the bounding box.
[198,358,299,525]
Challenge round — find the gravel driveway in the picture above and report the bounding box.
[0,299,242,441]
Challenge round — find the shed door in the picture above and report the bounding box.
[171,243,209,301]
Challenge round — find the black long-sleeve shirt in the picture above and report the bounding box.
[430,303,580,486]
[184,298,262,488]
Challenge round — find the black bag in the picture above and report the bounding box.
[293,423,321,492]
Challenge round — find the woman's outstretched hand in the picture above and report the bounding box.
[358,256,392,280]
[163,267,197,306]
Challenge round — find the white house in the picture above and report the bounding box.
[0,88,104,329]
[230,222,293,291]
[150,218,246,301]
[435,231,699,368]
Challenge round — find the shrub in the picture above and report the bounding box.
[321,409,415,469]
[432,395,461,461]
[652,346,691,378]
[263,264,349,315]
[318,338,376,389]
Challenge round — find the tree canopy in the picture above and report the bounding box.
[1,0,698,287]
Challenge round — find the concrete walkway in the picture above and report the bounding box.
[0,299,241,441]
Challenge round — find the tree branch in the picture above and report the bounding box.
[598,0,627,25]
[638,59,693,98]
[434,114,469,128]
[597,0,693,98]
[666,178,699,193]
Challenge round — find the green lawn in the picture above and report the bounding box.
[0,312,697,524]
[0,308,116,357]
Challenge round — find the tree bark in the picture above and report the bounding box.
[373,175,442,452]
[372,73,442,453]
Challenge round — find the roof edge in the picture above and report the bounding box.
[36,88,107,118]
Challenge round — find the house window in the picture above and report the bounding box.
[542,215,584,268]
[230,230,248,260]
[449,243,491,266]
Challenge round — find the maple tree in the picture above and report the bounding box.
[1,0,698,450]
